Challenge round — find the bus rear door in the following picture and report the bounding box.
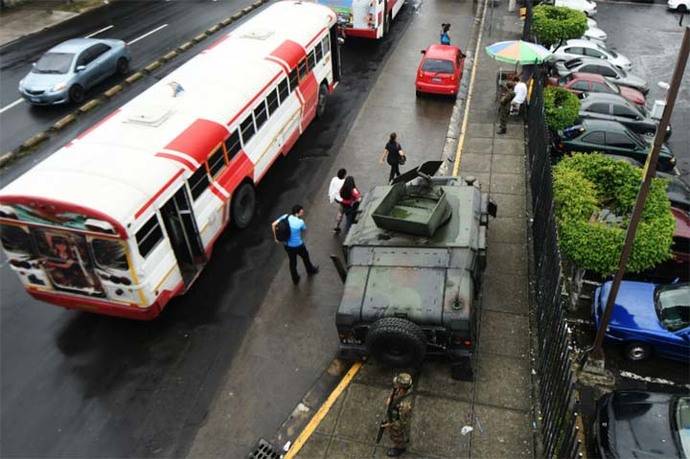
[329,26,342,83]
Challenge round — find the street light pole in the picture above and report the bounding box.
[587,26,690,364]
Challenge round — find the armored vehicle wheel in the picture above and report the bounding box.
[366,317,426,368]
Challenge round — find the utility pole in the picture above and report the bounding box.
[586,26,690,367]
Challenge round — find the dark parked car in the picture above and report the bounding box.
[593,281,689,362]
[553,57,648,94]
[579,93,671,139]
[592,391,689,459]
[554,119,677,174]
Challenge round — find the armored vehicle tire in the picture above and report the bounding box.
[366,318,427,368]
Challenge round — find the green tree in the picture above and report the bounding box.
[532,5,587,48]
[544,86,580,131]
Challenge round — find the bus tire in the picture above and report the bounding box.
[231,182,256,229]
[316,83,328,118]
[69,84,85,104]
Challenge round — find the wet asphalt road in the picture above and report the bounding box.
[0,3,422,457]
[595,1,690,180]
[0,0,263,153]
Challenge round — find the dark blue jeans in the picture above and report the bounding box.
[284,244,316,283]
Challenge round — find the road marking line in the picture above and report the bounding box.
[452,0,490,177]
[127,24,169,45]
[85,24,114,38]
[0,98,24,114]
[284,361,363,459]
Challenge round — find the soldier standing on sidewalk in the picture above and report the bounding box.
[379,373,414,457]
[497,80,515,135]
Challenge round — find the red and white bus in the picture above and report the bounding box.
[315,0,403,39]
[0,1,341,320]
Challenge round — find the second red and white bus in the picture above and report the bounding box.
[315,0,404,39]
[0,1,341,320]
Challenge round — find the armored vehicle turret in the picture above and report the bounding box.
[334,162,496,380]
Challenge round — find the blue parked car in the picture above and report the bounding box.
[18,38,131,105]
[593,281,690,362]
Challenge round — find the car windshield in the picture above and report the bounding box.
[654,284,690,332]
[561,125,584,140]
[32,52,75,74]
[596,42,617,57]
[422,58,454,74]
[674,397,690,457]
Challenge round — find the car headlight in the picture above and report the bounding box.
[51,82,67,92]
[18,79,24,90]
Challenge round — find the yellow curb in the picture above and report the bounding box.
[221,17,234,26]
[253,0,263,7]
[52,114,77,131]
[0,152,17,168]
[163,50,178,61]
[193,32,208,43]
[284,362,363,459]
[125,72,144,84]
[79,99,101,113]
[104,84,123,98]
[207,24,221,34]
[178,41,194,51]
[145,60,162,72]
[242,6,254,14]
[232,11,243,19]
[21,132,49,150]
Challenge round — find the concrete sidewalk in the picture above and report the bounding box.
[294,3,536,459]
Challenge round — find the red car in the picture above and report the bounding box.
[550,72,646,107]
[634,207,690,282]
[415,44,465,97]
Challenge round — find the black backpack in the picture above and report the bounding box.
[275,216,291,242]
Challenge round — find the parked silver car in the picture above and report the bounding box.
[18,38,131,105]
[548,39,632,71]
[553,57,648,94]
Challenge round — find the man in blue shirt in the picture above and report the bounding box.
[272,204,319,285]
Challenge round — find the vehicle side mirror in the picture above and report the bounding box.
[75,65,86,72]
[460,52,467,59]
[337,37,345,46]
[420,50,426,55]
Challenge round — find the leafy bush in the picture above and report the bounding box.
[553,154,674,275]
[544,86,580,131]
[532,5,587,48]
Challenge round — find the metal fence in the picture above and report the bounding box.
[526,67,584,459]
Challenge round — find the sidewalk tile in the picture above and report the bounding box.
[491,193,525,218]
[374,446,442,458]
[325,438,374,458]
[491,154,524,175]
[316,390,346,435]
[471,404,534,459]
[333,383,390,443]
[477,310,529,359]
[459,153,492,174]
[410,395,472,458]
[483,271,529,315]
[467,108,495,124]
[463,137,493,155]
[488,216,526,245]
[490,172,525,195]
[466,123,495,139]
[485,242,527,277]
[296,432,329,459]
[416,360,474,403]
[475,354,531,411]
[353,361,400,388]
[493,137,524,155]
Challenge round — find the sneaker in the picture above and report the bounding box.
[333,227,341,233]
[386,448,406,457]
[497,128,506,135]
[292,275,301,285]
[308,265,319,275]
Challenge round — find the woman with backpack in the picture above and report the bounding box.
[339,176,362,232]
[379,132,405,184]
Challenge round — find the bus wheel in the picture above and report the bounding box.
[231,182,256,229]
[316,83,328,118]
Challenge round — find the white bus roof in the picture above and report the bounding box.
[0,0,335,228]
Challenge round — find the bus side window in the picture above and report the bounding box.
[240,114,256,145]
[188,166,210,200]
[307,50,316,70]
[321,36,330,55]
[278,78,289,103]
[298,58,307,80]
[91,238,128,270]
[135,215,163,258]
[267,88,280,116]
[208,146,226,178]
[315,42,323,63]
[225,130,241,160]
[288,69,298,93]
[0,224,33,254]
[254,100,268,131]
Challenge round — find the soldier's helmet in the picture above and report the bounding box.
[393,373,413,389]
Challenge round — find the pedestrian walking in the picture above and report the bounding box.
[339,176,362,232]
[377,373,414,457]
[440,22,451,45]
[272,205,319,285]
[380,132,406,183]
[329,168,347,233]
[497,80,515,135]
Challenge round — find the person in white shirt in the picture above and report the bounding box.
[511,76,528,114]
[329,168,347,233]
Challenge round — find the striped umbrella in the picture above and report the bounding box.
[485,40,551,65]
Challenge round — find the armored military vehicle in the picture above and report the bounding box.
[334,161,496,380]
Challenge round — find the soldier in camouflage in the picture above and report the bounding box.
[497,80,515,135]
[382,373,414,457]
